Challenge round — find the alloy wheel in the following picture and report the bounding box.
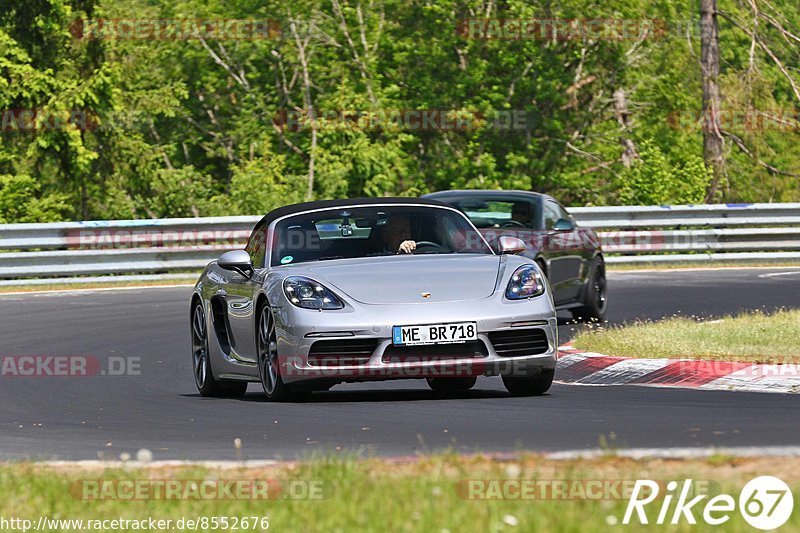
[258,309,279,395]
[191,303,208,389]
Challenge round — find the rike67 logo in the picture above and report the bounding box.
[623,476,794,530]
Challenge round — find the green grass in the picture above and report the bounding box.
[572,309,800,362]
[0,279,196,293]
[1,454,798,532]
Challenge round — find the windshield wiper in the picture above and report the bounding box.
[318,255,345,261]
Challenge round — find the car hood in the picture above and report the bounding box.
[304,254,500,304]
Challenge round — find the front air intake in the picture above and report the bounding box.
[307,339,379,366]
[487,329,549,357]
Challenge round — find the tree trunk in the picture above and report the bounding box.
[289,18,316,201]
[613,88,638,167]
[700,0,725,202]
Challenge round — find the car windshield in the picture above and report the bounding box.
[270,205,492,266]
[434,196,543,230]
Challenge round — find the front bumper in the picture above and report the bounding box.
[274,295,557,384]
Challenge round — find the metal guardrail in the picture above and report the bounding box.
[572,202,800,228]
[0,216,258,250]
[0,204,798,281]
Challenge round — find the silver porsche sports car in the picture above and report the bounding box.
[190,198,558,401]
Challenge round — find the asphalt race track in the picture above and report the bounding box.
[1,268,798,461]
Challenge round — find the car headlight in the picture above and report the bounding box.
[283,276,344,309]
[505,265,545,300]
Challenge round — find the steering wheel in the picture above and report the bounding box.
[413,240,445,253]
[501,220,526,228]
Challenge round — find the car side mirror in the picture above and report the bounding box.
[218,250,253,278]
[498,236,526,255]
[553,218,575,232]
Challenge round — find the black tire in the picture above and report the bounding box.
[426,377,477,393]
[256,301,309,402]
[502,369,554,396]
[572,257,608,323]
[535,259,547,278]
[191,301,248,398]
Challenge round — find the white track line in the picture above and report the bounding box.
[610,266,800,274]
[758,270,800,278]
[34,459,278,469]
[21,447,800,468]
[546,446,800,460]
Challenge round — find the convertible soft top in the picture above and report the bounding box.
[424,190,548,201]
[256,196,451,228]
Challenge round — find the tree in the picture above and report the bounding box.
[701,0,725,201]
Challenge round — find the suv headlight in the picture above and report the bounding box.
[283,276,344,309]
[505,265,545,300]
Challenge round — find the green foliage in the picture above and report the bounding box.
[0,174,71,223]
[145,166,214,218]
[616,140,712,205]
[0,0,798,223]
[221,146,305,216]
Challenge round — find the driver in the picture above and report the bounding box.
[381,214,416,254]
[510,202,532,227]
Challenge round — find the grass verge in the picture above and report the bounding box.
[572,309,800,362]
[0,279,196,294]
[2,454,798,532]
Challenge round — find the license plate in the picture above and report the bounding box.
[392,322,477,346]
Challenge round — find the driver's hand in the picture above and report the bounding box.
[398,240,416,254]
